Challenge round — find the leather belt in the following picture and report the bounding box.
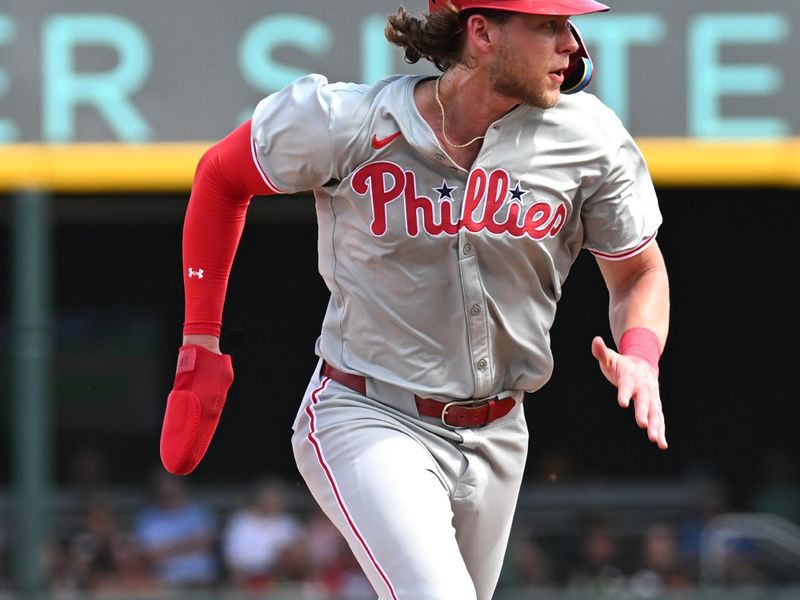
[321,361,516,428]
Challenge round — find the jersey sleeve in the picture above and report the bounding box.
[581,128,662,261]
[250,74,338,193]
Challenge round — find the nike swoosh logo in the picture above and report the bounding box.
[371,130,402,150]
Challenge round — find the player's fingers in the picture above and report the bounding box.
[633,387,650,429]
[653,399,668,450]
[647,397,664,442]
[647,408,662,444]
[658,422,668,450]
[592,336,619,376]
[616,375,634,409]
[651,414,668,449]
[590,336,609,362]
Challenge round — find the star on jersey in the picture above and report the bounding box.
[433,180,457,200]
[508,182,530,203]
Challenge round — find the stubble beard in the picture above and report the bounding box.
[489,38,561,109]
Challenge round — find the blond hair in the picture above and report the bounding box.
[385,4,511,72]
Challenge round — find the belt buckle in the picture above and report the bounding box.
[441,399,484,428]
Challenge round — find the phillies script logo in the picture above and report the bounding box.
[351,161,567,239]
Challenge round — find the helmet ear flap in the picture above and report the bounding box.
[561,23,595,94]
[561,56,593,94]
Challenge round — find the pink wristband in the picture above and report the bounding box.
[619,327,661,373]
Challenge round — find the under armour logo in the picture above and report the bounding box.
[188,268,204,279]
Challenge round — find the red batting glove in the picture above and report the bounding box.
[160,344,234,475]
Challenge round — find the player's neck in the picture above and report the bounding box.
[439,67,519,128]
[416,68,518,169]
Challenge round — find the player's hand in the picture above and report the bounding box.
[591,335,668,450]
[160,342,234,475]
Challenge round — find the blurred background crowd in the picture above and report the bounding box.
[1,446,799,599]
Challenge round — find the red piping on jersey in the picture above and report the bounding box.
[305,378,400,600]
[182,119,278,336]
[589,232,656,261]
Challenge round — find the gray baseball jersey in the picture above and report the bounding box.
[251,73,661,600]
[252,73,661,400]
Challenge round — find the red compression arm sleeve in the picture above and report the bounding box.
[182,119,277,336]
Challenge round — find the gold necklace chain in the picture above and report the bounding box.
[434,76,485,149]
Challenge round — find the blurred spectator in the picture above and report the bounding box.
[679,480,767,586]
[675,477,771,587]
[629,523,692,598]
[64,495,123,590]
[48,496,108,593]
[567,515,627,595]
[305,505,348,576]
[498,532,555,589]
[93,536,159,593]
[133,469,219,588]
[66,445,109,497]
[48,538,76,595]
[221,477,302,589]
[50,493,159,593]
[301,506,372,598]
[318,545,374,600]
[678,479,730,579]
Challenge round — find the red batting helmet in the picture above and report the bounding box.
[428,0,609,16]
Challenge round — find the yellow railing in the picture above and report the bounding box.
[0,143,208,193]
[2,138,799,193]
[638,138,800,188]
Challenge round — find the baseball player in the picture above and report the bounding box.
[160,1,670,598]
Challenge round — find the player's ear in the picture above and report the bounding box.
[464,13,495,54]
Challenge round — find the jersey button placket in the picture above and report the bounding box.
[457,235,492,398]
